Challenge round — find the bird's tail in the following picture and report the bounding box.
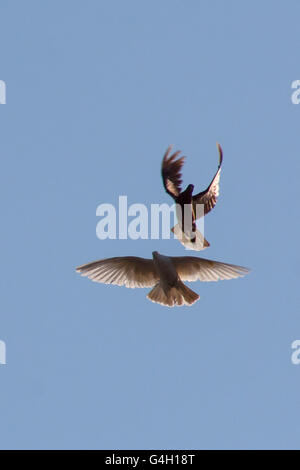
[147,280,199,307]
[171,223,210,251]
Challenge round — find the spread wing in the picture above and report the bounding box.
[76,256,159,288]
[192,143,223,219]
[161,145,185,199]
[171,255,250,282]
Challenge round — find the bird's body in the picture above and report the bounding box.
[161,144,223,250]
[149,251,200,306]
[152,251,178,290]
[76,251,250,307]
[174,184,198,247]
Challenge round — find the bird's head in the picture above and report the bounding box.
[152,251,159,259]
[187,184,194,193]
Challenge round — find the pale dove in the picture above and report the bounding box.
[76,251,249,307]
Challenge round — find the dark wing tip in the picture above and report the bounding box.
[76,265,86,273]
[216,142,223,168]
[161,145,186,197]
[240,266,251,274]
[162,144,174,163]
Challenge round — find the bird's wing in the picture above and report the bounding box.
[192,143,223,218]
[171,255,250,282]
[161,145,185,198]
[76,256,159,288]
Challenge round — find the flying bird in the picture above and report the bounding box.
[161,143,223,250]
[76,251,249,307]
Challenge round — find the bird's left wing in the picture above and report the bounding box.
[76,256,159,288]
[161,145,185,198]
[192,143,223,218]
[171,255,250,282]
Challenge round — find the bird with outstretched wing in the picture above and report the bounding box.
[76,251,249,307]
[162,143,223,250]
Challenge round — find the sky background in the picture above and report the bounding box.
[0,0,299,450]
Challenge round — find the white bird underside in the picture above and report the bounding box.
[171,223,210,251]
[76,252,250,307]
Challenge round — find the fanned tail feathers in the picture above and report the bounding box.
[147,280,199,307]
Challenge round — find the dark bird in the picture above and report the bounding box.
[161,143,223,250]
[76,251,249,307]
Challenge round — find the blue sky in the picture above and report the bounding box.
[0,0,299,450]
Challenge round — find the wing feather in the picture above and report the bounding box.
[76,256,159,288]
[161,145,185,198]
[192,143,223,218]
[171,255,250,282]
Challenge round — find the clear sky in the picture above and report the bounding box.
[0,0,299,450]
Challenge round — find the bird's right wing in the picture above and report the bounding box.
[161,145,185,198]
[192,143,223,218]
[171,256,250,282]
[76,256,159,288]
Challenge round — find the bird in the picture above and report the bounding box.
[76,251,250,307]
[161,143,223,250]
